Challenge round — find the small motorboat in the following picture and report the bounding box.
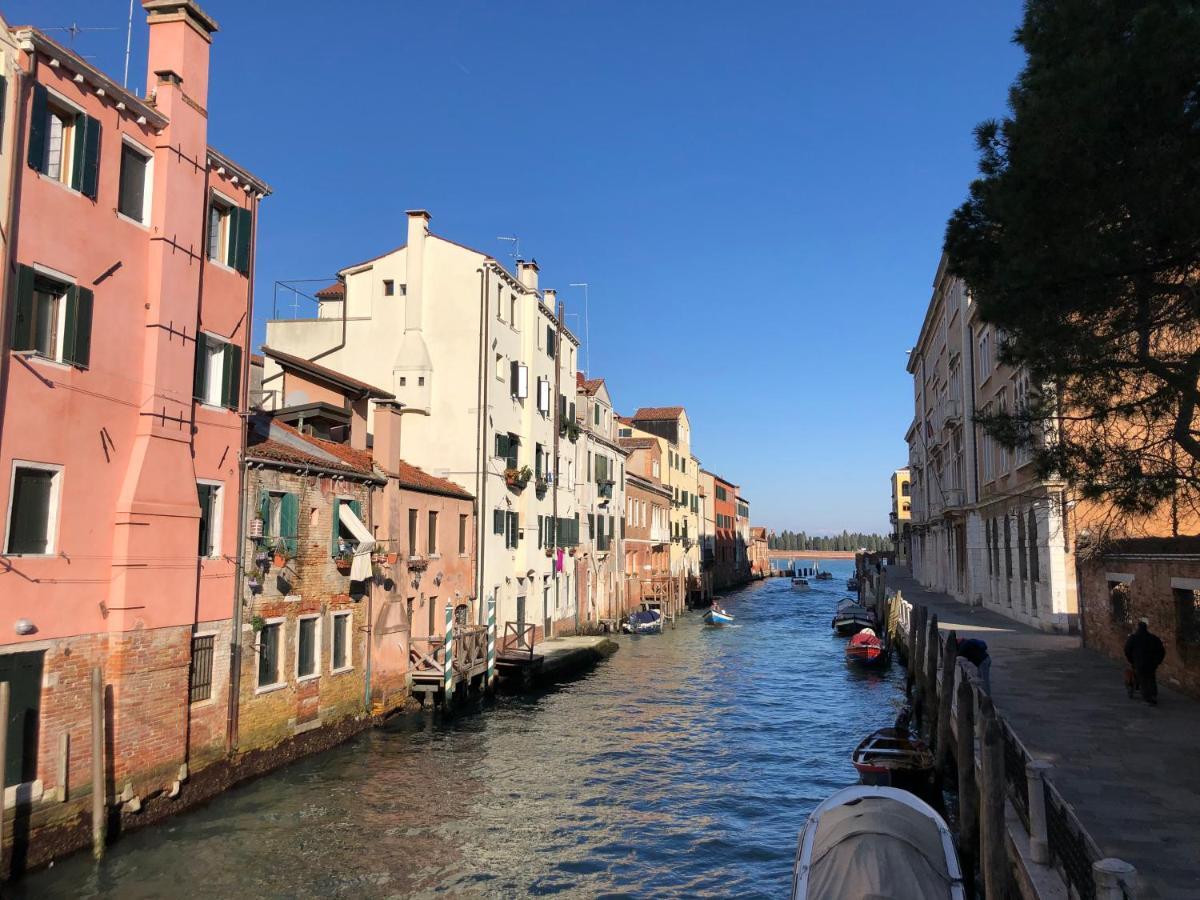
[846,576,860,592]
[704,607,734,627]
[791,785,965,900]
[845,628,888,668]
[831,598,873,635]
[792,578,811,591]
[623,608,663,635]
[814,571,833,581]
[851,721,935,793]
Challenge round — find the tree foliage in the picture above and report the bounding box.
[945,0,1200,521]
[767,531,893,552]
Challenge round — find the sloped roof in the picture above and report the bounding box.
[261,346,393,400]
[579,377,605,396]
[247,417,379,479]
[619,437,658,451]
[314,282,344,299]
[393,461,474,500]
[632,406,685,421]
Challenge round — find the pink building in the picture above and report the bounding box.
[0,2,268,868]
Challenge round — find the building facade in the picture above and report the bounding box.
[620,437,672,608]
[890,468,911,564]
[734,494,751,583]
[0,0,268,860]
[906,254,1076,632]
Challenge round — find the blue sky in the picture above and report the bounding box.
[15,1,1025,534]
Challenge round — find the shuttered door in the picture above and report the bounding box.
[0,651,44,786]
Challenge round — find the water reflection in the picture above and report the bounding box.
[19,561,905,899]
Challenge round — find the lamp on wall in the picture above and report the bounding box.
[13,618,36,636]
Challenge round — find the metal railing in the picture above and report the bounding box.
[1044,779,1103,900]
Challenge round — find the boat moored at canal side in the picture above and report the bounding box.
[851,727,934,793]
[624,607,664,634]
[832,598,874,635]
[791,785,965,900]
[844,628,887,667]
[792,578,811,591]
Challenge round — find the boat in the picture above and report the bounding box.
[846,576,860,591]
[791,785,965,900]
[623,608,663,635]
[844,628,888,667]
[792,578,811,591]
[831,598,874,635]
[814,571,833,581]
[704,607,734,627]
[851,724,936,793]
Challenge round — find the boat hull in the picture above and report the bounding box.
[704,610,734,626]
[851,728,935,794]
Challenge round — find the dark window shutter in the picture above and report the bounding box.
[11,265,35,351]
[331,498,342,551]
[225,205,239,268]
[259,491,271,536]
[63,285,93,368]
[588,513,595,539]
[509,360,519,397]
[192,333,208,400]
[494,509,504,535]
[27,84,48,172]
[81,115,101,199]
[222,342,242,409]
[537,515,544,549]
[569,402,575,422]
[281,492,299,553]
[196,483,212,555]
[233,207,252,274]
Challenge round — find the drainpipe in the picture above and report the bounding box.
[364,478,373,714]
[551,297,563,635]
[225,189,259,754]
[310,272,348,364]
[474,266,491,623]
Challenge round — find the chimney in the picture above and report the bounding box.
[517,259,539,292]
[372,401,404,476]
[143,1,218,109]
[405,210,430,334]
[543,288,556,311]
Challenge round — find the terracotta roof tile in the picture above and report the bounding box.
[618,437,658,451]
[314,282,344,299]
[393,461,474,500]
[580,377,605,396]
[632,406,685,421]
[248,418,378,478]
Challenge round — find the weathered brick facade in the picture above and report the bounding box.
[1079,540,1200,698]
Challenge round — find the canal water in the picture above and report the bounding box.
[19,560,906,899]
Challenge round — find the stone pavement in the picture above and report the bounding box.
[887,567,1200,900]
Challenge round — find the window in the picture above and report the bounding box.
[901,482,910,497]
[1175,588,1200,645]
[459,513,468,555]
[28,85,100,197]
[207,194,251,274]
[495,432,519,469]
[978,328,992,381]
[10,266,93,368]
[428,511,439,556]
[260,491,298,554]
[197,481,222,557]
[256,620,282,689]
[331,612,352,671]
[716,485,728,502]
[1109,581,1131,624]
[506,511,519,549]
[493,509,505,535]
[546,325,556,358]
[118,141,151,223]
[594,404,601,426]
[297,615,319,680]
[408,508,419,557]
[509,294,518,327]
[331,497,363,554]
[189,634,215,703]
[6,463,62,555]
[619,427,632,437]
[193,333,242,409]
[495,353,505,381]
[383,279,395,296]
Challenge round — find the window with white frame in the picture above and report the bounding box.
[193,333,241,409]
[297,615,320,680]
[197,481,222,557]
[118,139,152,223]
[978,328,992,381]
[6,463,62,555]
[10,267,94,368]
[208,195,233,263]
[256,619,283,689]
[29,86,100,197]
[331,611,352,672]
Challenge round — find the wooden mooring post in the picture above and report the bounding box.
[936,630,957,771]
[90,666,106,860]
[924,613,940,722]
[956,661,979,895]
[977,694,1007,899]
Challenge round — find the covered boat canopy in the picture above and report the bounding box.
[793,786,963,900]
[628,609,661,626]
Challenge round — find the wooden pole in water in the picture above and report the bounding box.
[936,630,957,770]
[956,662,979,896]
[91,666,106,859]
[978,695,1008,899]
[925,613,940,719]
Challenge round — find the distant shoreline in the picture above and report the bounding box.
[766,549,858,559]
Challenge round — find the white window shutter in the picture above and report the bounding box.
[538,377,549,413]
[517,364,529,399]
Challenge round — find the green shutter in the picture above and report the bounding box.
[81,115,101,199]
[281,492,298,553]
[233,207,252,274]
[27,84,48,172]
[63,285,93,368]
[225,205,239,269]
[349,499,362,519]
[11,265,35,351]
[259,491,271,537]
[537,515,543,549]
[493,509,504,535]
[193,333,208,400]
[196,483,212,555]
[222,342,242,409]
[588,513,595,539]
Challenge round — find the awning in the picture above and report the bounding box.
[338,502,376,582]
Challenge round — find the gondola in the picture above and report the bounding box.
[831,598,873,635]
[791,785,965,900]
[844,627,888,667]
[851,725,935,793]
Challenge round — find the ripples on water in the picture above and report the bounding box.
[20,561,906,899]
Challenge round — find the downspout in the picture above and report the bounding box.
[474,266,491,621]
[552,298,563,635]
[310,272,348,364]
[226,189,259,754]
[364,474,373,714]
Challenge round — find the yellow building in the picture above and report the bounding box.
[619,408,701,581]
[890,467,911,563]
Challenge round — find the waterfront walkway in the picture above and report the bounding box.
[887,567,1200,900]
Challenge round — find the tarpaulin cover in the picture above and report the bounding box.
[629,609,660,625]
[338,502,375,582]
[804,797,955,900]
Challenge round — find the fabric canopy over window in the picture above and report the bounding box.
[338,502,375,581]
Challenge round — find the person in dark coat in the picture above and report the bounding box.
[957,637,991,692]
[1124,620,1166,705]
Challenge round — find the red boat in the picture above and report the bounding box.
[844,628,888,667]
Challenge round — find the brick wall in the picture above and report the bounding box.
[1080,551,1200,698]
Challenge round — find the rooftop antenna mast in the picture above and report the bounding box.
[569,283,590,377]
[496,235,521,264]
[42,21,117,50]
[123,0,135,88]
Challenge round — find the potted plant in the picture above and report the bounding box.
[544,547,554,558]
[535,475,549,497]
[561,420,581,443]
[272,539,291,569]
[407,555,429,572]
[386,551,398,565]
[334,549,354,574]
[504,465,532,491]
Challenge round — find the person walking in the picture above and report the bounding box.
[1124,619,1166,706]
[956,637,991,692]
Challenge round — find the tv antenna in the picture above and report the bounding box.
[496,235,521,263]
[569,283,591,377]
[43,21,117,47]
